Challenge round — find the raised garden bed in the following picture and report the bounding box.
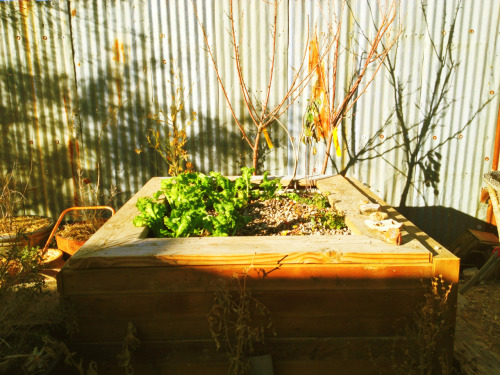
[56,175,459,374]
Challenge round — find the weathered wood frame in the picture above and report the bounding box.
[57,175,459,374]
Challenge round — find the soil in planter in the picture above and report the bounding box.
[237,191,351,236]
[0,216,53,237]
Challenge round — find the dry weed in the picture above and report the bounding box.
[207,272,274,375]
[385,276,454,375]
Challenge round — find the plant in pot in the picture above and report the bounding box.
[49,170,117,256]
[0,164,60,274]
[0,164,55,252]
[47,205,115,257]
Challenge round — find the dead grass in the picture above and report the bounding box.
[0,216,52,237]
[373,276,455,375]
[0,277,77,374]
[57,219,108,242]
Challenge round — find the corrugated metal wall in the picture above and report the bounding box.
[1,0,498,246]
[0,2,78,215]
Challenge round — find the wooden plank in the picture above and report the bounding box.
[449,230,482,258]
[68,288,425,342]
[468,229,499,244]
[62,175,435,270]
[58,357,376,375]
[345,176,439,252]
[69,337,421,375]
[345,176,460,283]
[58,263,434,295]
[74,175,316,262]
[316,176,430,250]
[68,337,413,375]
[67,359,379,375]
[72,313,409,342]
[71,290,425,319]
[433,255,460,284]
[63,235,431,270]
[71,336,408,361]
[273,360,380,375]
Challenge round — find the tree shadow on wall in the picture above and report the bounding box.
[188,108,288,176]
[383,2,495,209]
[329,1,495,210]
[0,61,159,217]
[0,68,80,217]
[1,49,290,219]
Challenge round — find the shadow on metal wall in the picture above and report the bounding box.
[398,205,496,249]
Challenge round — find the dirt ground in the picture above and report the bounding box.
[455,274,500,373]
[458,278,500,350]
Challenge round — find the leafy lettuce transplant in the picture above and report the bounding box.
[133,168,280,238]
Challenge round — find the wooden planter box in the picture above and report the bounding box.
[57,175,459,374]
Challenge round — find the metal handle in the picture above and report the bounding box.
[42,206,115,254]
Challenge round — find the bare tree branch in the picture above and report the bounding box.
[193,0,331,172]
[192,1,254,150]
[319,0,402,174]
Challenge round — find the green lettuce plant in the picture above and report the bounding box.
[133,168,280,238]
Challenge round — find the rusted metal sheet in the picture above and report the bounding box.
[0,1,499,247]
[0,1,79,219]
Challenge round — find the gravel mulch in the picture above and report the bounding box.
[236,192,351,236]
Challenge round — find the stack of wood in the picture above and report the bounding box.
[449,229,500,294]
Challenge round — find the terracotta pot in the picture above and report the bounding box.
[55,234,86,256]
[42,206,115,257]
[40,248,65,279]
[0,216,55,252]
[42,248,64,269]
